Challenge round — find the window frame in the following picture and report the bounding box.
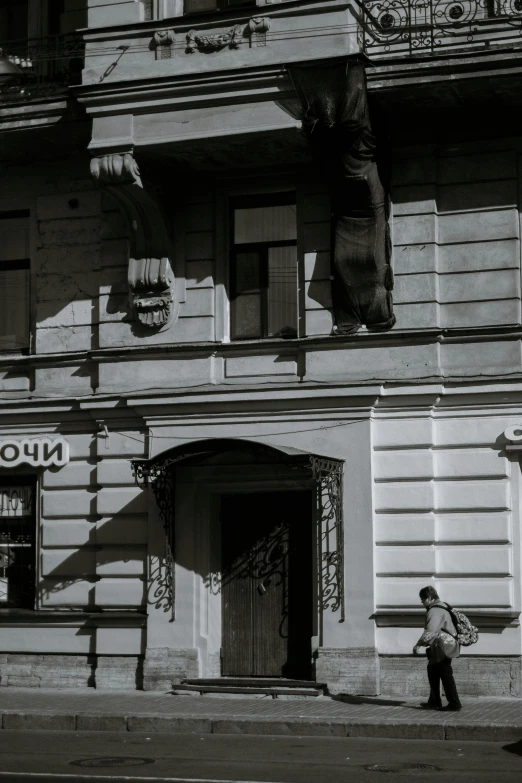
[229,191,299,342]
[0,208,32,356]
[0,475,37,612]
[184,0,255,16]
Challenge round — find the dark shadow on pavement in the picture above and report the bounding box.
[332,695,407,707]
[502,740,522,756]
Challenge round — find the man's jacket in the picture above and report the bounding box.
[417,600,460,658]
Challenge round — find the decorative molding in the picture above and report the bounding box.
[186,24,243,53]
[152,28,175,60]
[248,17,271,35]
[186,17,271,53]
[248,16,271,47]
[90,152,176,329]
[373,609,520,629]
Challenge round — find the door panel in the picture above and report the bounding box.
[221,491,312,678]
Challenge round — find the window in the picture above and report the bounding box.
[230,193,298,340]
[0,0,28,42]
[0,481,35,609]
[185,0,254,14]
[0,210,30,353]
[0,1,67,42]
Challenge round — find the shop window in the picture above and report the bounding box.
[230,193,298,340]
[0,482,35,609]
[185,1,255,14]
[0,210,31,353]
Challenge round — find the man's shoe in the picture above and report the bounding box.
[440,704,462,711]
[419,702,442,710]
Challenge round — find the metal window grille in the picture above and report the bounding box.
[0,482,35,609]
[357,0,522,57]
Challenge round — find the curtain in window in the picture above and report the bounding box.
[289,59,395,334]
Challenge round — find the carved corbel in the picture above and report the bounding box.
[152,29,175,59]
[90,153,176,329]
[248,16,271,47]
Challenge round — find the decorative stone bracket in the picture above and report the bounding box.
[90,152,176,329]
[152,29,176,59]
[186,16,271,53]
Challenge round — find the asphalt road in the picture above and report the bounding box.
[0,731,521,783]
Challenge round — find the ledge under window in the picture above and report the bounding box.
[372,609,520,629]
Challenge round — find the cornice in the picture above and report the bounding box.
[366,45,522,89]
[3,323,522,368]
[5,374,522,419]
[373,609,520,629]
[74,64,294,116]
[74,45,522,120]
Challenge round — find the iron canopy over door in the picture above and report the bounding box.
[221,490,313,679]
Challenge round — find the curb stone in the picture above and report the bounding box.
[1,710,521,741]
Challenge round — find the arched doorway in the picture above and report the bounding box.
[133,439,344,682]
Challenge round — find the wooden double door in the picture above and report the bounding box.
[221,490,313,679]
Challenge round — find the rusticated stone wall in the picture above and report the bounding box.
[143,648,200,691]
[0,653,145,689]
[379,656,521,698]
[315,648,380,696]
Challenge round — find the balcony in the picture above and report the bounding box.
[0,33,84,104]
[356,0,522,58]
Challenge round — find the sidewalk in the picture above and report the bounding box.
[1,688,522,742]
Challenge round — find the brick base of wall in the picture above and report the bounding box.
[96,656,143,691]
[316,647,380,695]
[0,654,143,690]
[143,647,200,691]
[206,651,221,678]
[380,656,522,698]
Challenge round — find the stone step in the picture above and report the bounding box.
[184,678,326,690]
[173,683,323,698]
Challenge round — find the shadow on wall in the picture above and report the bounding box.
[40,467,218,618]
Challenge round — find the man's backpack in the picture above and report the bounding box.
[441,603,479,647]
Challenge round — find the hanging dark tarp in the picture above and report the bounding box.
[289,59,395,334]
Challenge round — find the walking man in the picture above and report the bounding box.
[413,585,462,711]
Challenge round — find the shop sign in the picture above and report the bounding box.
[504,426,522,442]
[0,485,33,517]
[0,438,69,468]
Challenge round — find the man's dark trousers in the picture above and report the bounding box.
[426,651,461,708]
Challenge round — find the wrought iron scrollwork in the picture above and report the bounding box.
[133,454,193,622]
[310,456,345,623]
[133,445,346,627]
[357,0,522,56]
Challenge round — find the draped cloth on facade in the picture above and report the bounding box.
[289,59,395,334]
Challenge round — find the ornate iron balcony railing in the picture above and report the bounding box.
[0,33,84,103]
[356,0,522,57]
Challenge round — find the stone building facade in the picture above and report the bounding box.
[0,0,521,696]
